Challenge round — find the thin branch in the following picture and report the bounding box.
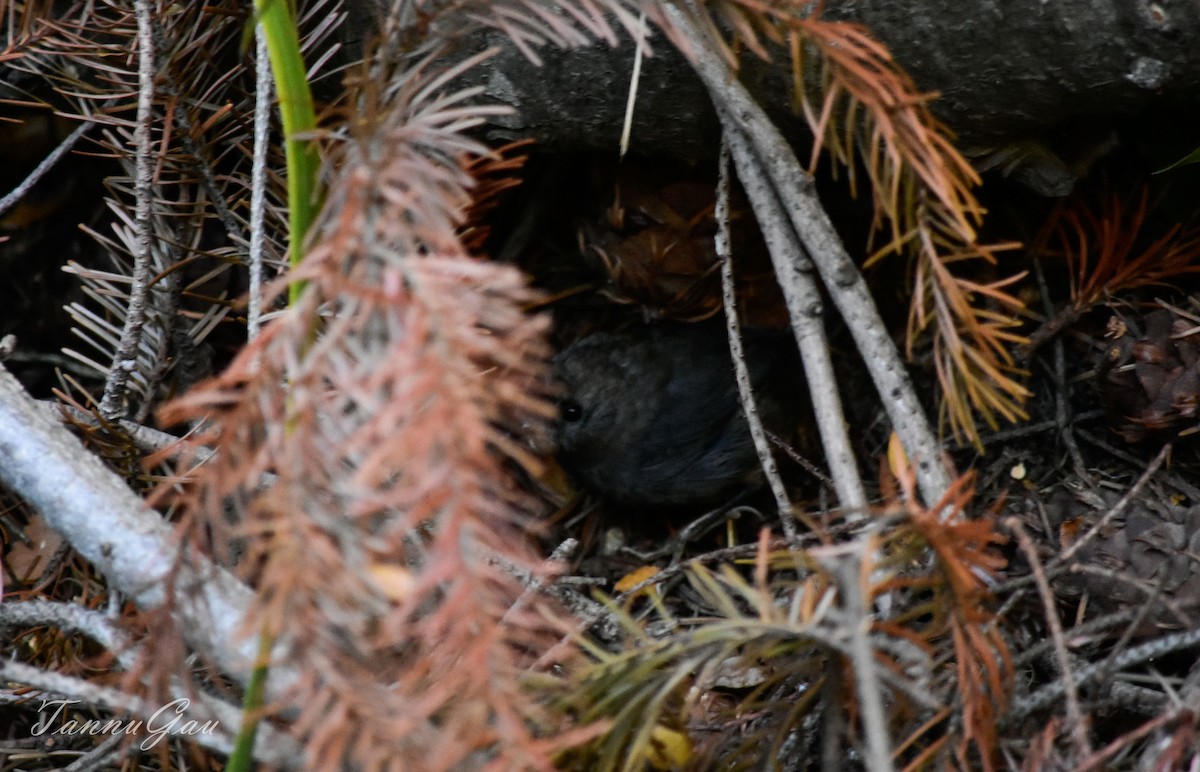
[0,600,134,668]
[618,10,647,158]
[0,119,91,221]
[249,24,273,339]
[1075,430,1200,502]
[1077,709,1183,772]
[499,538,583,627]
[1056,443,1169,566]
[98,0,158,419]
[820,545,894,772]
[715,139,797,541]
[1033,257,1090,483]
[0,658,300,767]
[1008,517,1092,759]
[62,730,129,772]
[38,400,213,462]
[1011,626,1200,718]
[1,658,224,747]
[0,600,303,767]
[1010,610,1137,669]
[149,17,252,258]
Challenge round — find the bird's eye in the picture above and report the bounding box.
[561,399,584,422]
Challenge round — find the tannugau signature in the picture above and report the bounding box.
[31,698,219,750]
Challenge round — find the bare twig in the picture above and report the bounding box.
[1077,709,1182,772]
[820,544,894,772]
[0,119,91,221]
[61,731,129,772]
[0,658,300,767]
[1010,609,1136,668]
[1033,257,1091,482]
[1076,429,1200,501]
[38,400,210,461]
[148,18,252,258]
[0,599,304,766]
[715,139,798,541]
[1057,443,1169,566]
[0,659,212,747]
[949,410,1105,450]
[98,0,159,419]
[0,600,134,668]
[1012,626,1200,718]
[499,538,584,626]
[618,10,647,158]
[249,24,273,339]
[1008,517,1093,758]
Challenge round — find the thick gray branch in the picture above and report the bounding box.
[0,366,292,694]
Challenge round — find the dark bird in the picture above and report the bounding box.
[553,321,803,509]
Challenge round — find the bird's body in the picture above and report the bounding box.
[553,322,802,509]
